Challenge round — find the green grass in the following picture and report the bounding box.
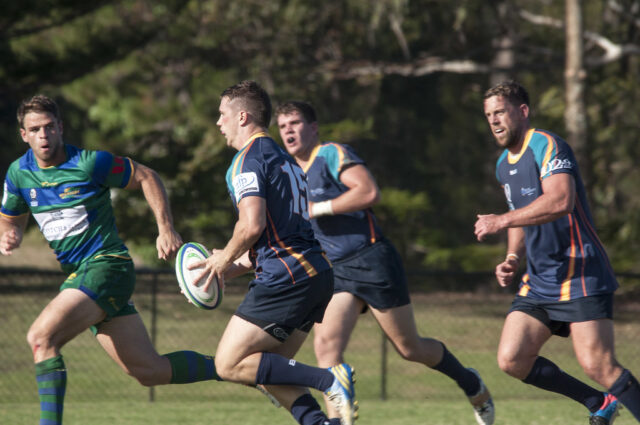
[2,287,640,424]
[2,398,637,425]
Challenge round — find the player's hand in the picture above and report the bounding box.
[495,258,519,287]
[189,250,227,294]
[0,229,22,256]
[474,214,505,241]
[156,228,183,260]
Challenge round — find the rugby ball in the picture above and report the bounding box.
[175,242,222,310]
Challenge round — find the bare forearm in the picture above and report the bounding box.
[140,171,175,233]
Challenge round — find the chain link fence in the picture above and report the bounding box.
[2,267,640,406]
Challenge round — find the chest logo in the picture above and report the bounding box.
[521,187,537,197]
[509,169,518,175]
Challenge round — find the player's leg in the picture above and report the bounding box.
[499,311,607,415]
[312,292,363,418]
[27,288,106,425]
[95,313,220,386]
[572,319,640,421]
[215,315,339,425]
[372,303,494,424]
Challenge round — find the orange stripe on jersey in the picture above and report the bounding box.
[574,197,616,277]
[573,216,588,297]
[265,210,318,280]
[302,144,322,174]
[231,139,258,179]
[518,275,531,296]
[365,211,377,244]
[560,214,577,301]
[540,133,557,181]
[508,129,534,164]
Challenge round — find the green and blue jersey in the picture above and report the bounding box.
[1,144,133,273]
[225,133,331,287]
[496,129,618,301]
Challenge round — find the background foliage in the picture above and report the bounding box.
[1,0,639,275]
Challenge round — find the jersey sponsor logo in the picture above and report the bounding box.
[33,205,89,241]
[503,183,515,210]
[59,187,81,199]
[541,158,573,176]
[310,188,325,196]
[112,156,125,174]
[509,169,518,175]
[520,187,537,197]
[232,172,259,202]
[41,181,60,187]
[30,188,38,206]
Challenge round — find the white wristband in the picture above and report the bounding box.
[311,200,334,217]
[506,253,520,262]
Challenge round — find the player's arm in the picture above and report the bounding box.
[221,250,254,279]
[494,227,526,287]
[0,214,29,256]
[126,160,182,260]
[475,173,575,241]
[309,163,380,218]
[195,196,266,290]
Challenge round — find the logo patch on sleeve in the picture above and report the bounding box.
[232,172,259,202]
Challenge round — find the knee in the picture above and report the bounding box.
[497,350,525,378]
[391,337,425,363]
[579,356,619,385]
[27,323,53,353]
[214,355,236,382]
[313,334,342,366]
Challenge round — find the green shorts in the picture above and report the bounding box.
[61,253,138,334]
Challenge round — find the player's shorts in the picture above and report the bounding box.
[331,238,410,311]
[235,268,334,342]
[60,252,138,335]
[508,293,614,337]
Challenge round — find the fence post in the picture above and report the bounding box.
[380,329,387,400]
[149,271,158,402]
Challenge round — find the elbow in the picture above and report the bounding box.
[364,187,381,207]
[555,195,575,216]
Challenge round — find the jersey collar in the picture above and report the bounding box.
[507,128,535,164]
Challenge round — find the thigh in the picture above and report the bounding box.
[499,310,552,362]
[370,303,420,346]
[30,288,106,361]
[314,292,364,364]
[570,319,621,386]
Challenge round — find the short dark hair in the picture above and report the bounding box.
[17,95,61,128]
[220,80,272,128]
[483,81,530,107]
[275,101,317,124]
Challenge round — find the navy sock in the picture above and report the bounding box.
[523,356,603,412]
[255,353,334,392]
[431,344,480,396]
[290,393,336,425]
[609,369,640,420]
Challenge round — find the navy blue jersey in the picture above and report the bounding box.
[225,133,331,287]
[302,142,382,261]
[496,129,618,300]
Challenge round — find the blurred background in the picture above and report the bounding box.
[1,0,640,414]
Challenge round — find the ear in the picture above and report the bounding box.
[520,103,530,119]
[20,127,28,143]
[238,110,249,126]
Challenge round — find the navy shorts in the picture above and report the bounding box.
[235,269,334,342]
[332,238,410,311]
[508,293,614,337]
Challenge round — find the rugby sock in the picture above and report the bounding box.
[255,352,334,391]
[164,351,222,383]
[290,393,338,425]
[431,344,481,396]
[608,369,640,420]
[35,355,66,425]
[523,356,603,412]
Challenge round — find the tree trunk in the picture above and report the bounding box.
[565,0,591,189]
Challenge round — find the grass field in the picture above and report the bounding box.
[2,279,640,424]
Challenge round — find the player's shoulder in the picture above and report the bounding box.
[527,129,569,152]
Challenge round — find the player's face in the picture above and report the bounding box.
[216,96,240,149]
[483,95,529,150]
[20,111,65,167]
[277,111,318,160]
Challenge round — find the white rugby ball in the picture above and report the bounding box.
[175,242,222,310]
